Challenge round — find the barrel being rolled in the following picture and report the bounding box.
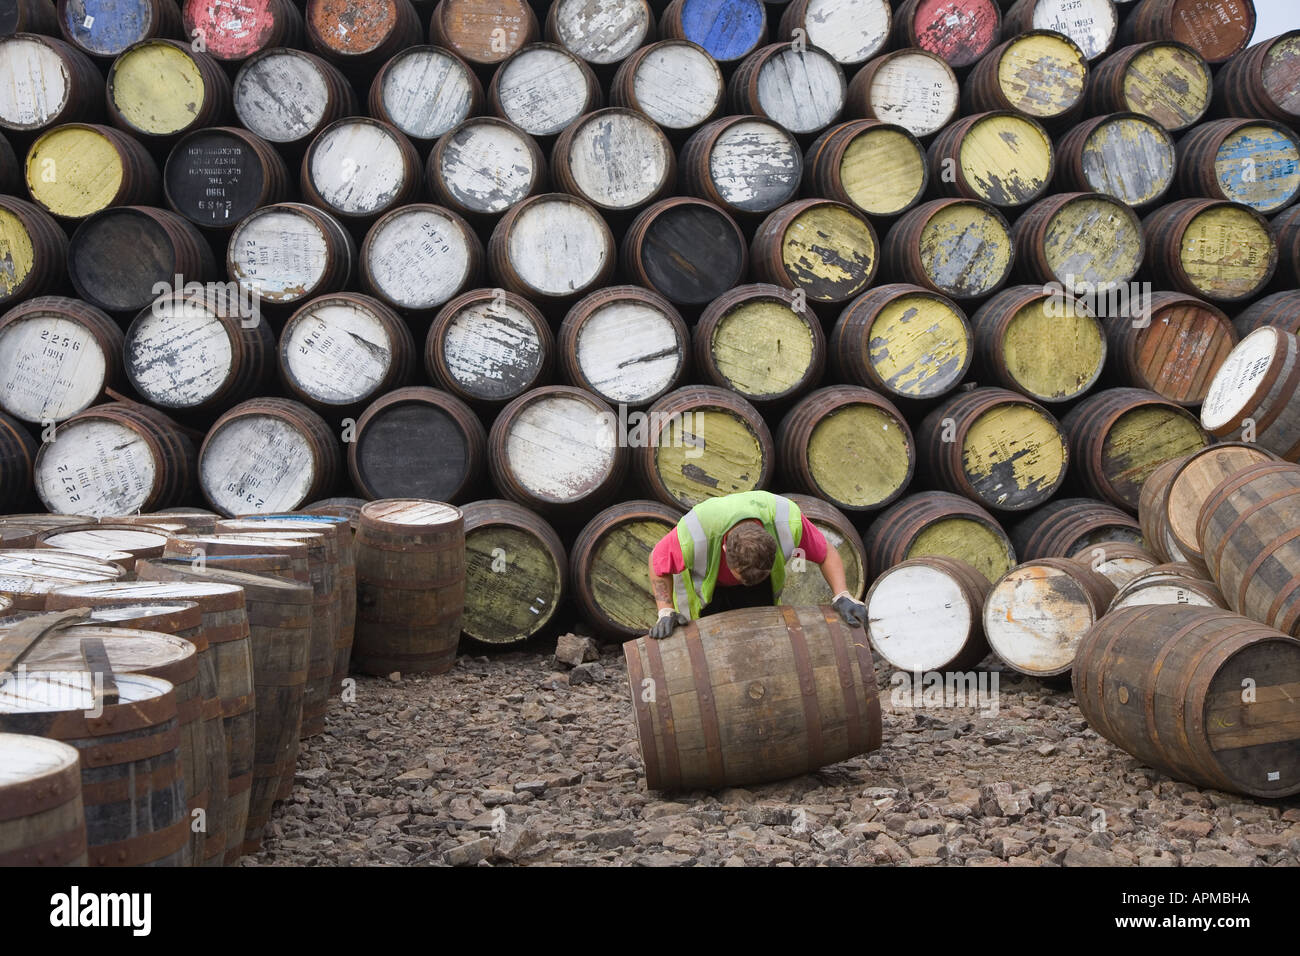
[624,604,882,791]
[1074,604,1300,798]
[866,555,990,673]
[353,499,465,676]
[461,499,565,646]
[570,499,681,639]
[0,733,87,866]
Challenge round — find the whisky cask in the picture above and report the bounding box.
[891,0,1000,69]
[0,196,67,307]
[302,117,423,226]
[1107,562,1226,610]
[865,555,990,672]
[802,120,927,220]
[728,42,845,137]
[1074,541,1161,587]
[489,42,600,138]
[233,48,356,147]
[780,493,867,605]
[608,40,722,133]
[881,198,1014,301]
[0,551,126,608]
[1176,119,1299,215]
[1271,207,1300,287]
[1001,0,1117,61]
[776,0,890,67]
[1212,30,1300,127]
[1054,111,1176,207]
[1086,41,1212,132]
[181,0,304,63]
[1105,291,1236,407]
[1201,329,1300,459]
[36,525,168,569]
[25,123,160,220]
[1233,291,1300,339]
[0,733,87,866]
[1010,192,1144,293]
[1142,198,1276,305]
[658,0,767,65]
[0,34,102,132]
[962,30,1088,121]
[550,107,675,212]
[1119,0,1254,64]
[460,499,565,645]
[305,0,421,66]
[360,204,482,314]
[56,0,182,59]
[106,39,230,141]
[545,0,653,65]
[429,0,539,66]
[750,199,877,303]
[864,490,1016,583]
[0,0,59,36]
[845,48,959,139]
[427,116,546,219]
[928,111,1054,209]
[0,296,121,424]
[621,197,746,306]
[488,193,616,302]
[679,115,801,218]
[1010,497,1143,560]
[425,289,553,406]
[163,126,291,230]
[226,202,356,308]
[369,45,481,143]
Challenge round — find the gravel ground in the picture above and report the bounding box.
[247,644,1300,868]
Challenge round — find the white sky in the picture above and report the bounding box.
[1253,0,1300,42]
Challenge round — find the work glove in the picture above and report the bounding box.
[832,592,869,628]
[649,610,689,640]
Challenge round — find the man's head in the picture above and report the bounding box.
[723,519,776,586]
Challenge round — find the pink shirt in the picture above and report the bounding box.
[650,515,829,586]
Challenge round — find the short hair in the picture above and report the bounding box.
[725,522,776,586]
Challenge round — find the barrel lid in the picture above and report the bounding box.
[172,533,312,549]
[983,561,1100,676]
[0,733,80,787]
[85,601,201,625]
[139,558,314,599]
[236,513,348,527]
[18,625,196,675]
[41,528,169,551]
[0,670,173,714]
[1201,327,1286,430]
[866,561,974,672]
[361,499,462,527]
[50,580,243,600]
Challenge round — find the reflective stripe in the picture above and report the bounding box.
[774,496,796,559]
[673,573,690,616]
[684,510,709,580]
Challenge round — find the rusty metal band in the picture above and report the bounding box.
[1248,525,1300,624]
[643,631,681,790]
[623,640,661,790]
[175,695,202,725]
[227,771,253,796]
[821,607,865,755]
[782,606,824,769]
[202,698,224,720]
[186,786,210,812]
[203,623,252,644]
[0,763,81,822]
[0,827,87,867]
[257,668,309,687]
[683,623,725,789]
[1198,468,1299,564]
[90,814,191,867]
[1175,626,1253,790]
[1144,614,1220,764]
[219,693,256,716]
[81,760,182,803]
[77,722,181,768]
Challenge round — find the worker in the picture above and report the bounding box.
[646,490,869,639]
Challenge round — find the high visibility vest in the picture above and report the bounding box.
[672,491,804,619]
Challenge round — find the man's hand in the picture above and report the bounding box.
[832,592,868,628]
[649,610,689,639]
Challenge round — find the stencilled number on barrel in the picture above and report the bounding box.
[491,547,508,573]
[640,677,656,702]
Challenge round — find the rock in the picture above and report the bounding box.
[904,820,943,837]
[812,827,848,851]
[494,826,539,862]
[444,838,493,867]
[1186,849,1250,867]
[981,783,1026,818]
[388,672,401,683]
[723,855,746,867]
[1060,843,1121,867]
[513,780,547,795]
[554,634,600,668]
[907,834,944,858]
[580,827,635,848]
[1165,818,1214,840]
[395,767,434,788]
[568,662,606,685]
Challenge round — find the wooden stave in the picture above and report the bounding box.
[1233,290,1300,339]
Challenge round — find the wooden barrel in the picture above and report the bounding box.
[865,555,989,672]
[0,671,189,866]
[1233,291,1300,339]
[0,296,120,424]
[545,0,653,65]
[1054,112,1176,207]
[0,33,101,133]
[1108,563,1226,611]
[551,108,675,213]
[124,289,274,415]
[34,402,196,517]
[776,0,889,67]
[233,48,356,147]
[24,123,160,220]
[56,0,182,60]
[1142,198,1277,304]
[226,202,355,308]
[164,126,291,230]
[0,196,66,307]
[928,111,1054,209]
[624,604,881,791]
[198,397,340,516]
[1062,387,1211,512]
[43,578,234,865]
[1212,30,1300,127]
[1011,192,1144,293]
[983,557,1116,678]
[277,293,415,414]
[637,385,773,511]
[0,412,35,509]
[425,289,553,406]
[962,30,1088,121]
[845,48,959,139]
[353,499,465,676]
[570,499,680,639]
[776,385,914,513]
[305,0,422,66]
[489,42,600,138]
[429,0,539,66]
[106,39,230,141]
[609,40,721,133]
[802,120,927,220]
[918,386,1068,513]
[369,45,481,144]
[780,493,867,604]
[891,0,1000,69]
[428,117,546,220]
[971,284,1106,403]
[0,551,128,609]
[488,385,626,513]
[460,499,565,645]
[1201,328,1300,458]
[558,285,687,408]
[1010,497,1143,561]
[108,512,218,533]
[1197,461,1300,635]
[829,284,971,401]
[1086,41,1211,132]
[348,387,485,502]
[17,621,207,866]
[1001,0,1117,61]
[881,198,1013,301]
[0,733,86,866]
[750,199,877,303]
[1075,540,1161,587]
[301,497,364,529]
[728,42,845,137]
[36,525,168,569]
[488,193,616,302]
[1139,454,1190,563]
[1119,0,1254,64]
[693,284,824,404]
[1271,207,1300,288]
[161,535,309,584]
[182,0,304,62]
[865,490,1016,582]
[1073,604,1300,798]
[0,0,59,35]
[67,205,214,315]
[1176,119,1300,215]
[128,561,257,864]
[679,116,802,218]
[658,0,767,65]
[302,117,422,226]
[1105,291,1236,406]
